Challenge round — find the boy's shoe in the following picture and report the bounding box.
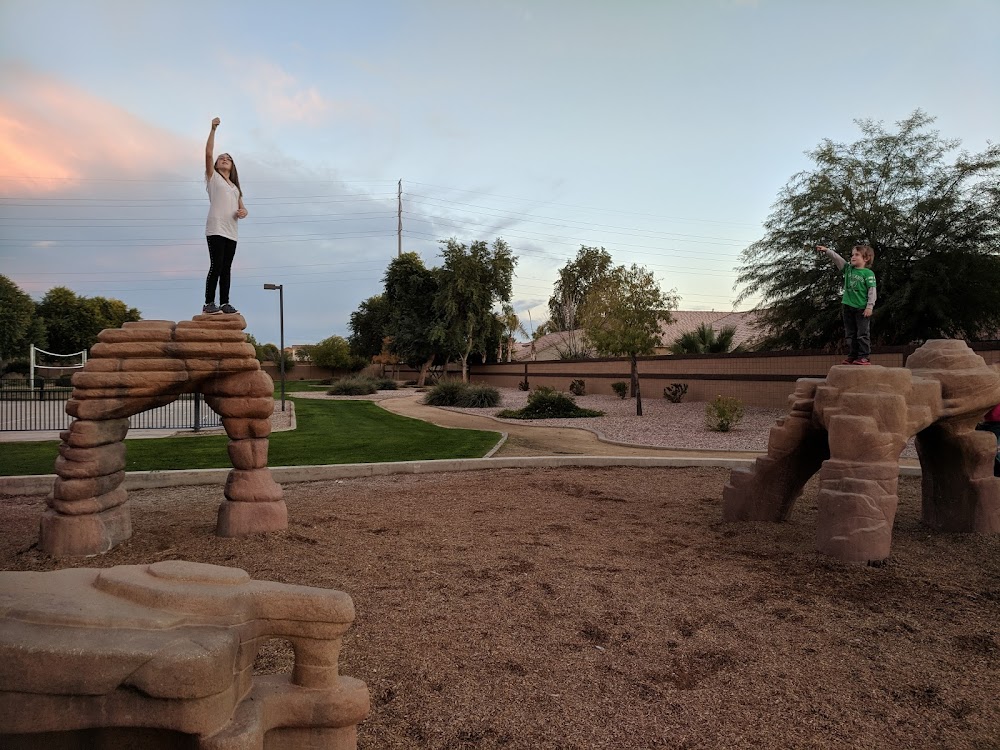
[220,303,239,314]
[202,304,222,315]
[853,358,871,366]
[841,358,855,365]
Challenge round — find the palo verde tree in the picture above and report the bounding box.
[579,263,678,416]
[383,252,442,386]
[432,238,516,382]
[735,110,1000,350]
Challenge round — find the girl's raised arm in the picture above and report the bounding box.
[205,117,220,181]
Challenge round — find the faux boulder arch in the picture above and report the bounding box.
[722,339,1000,563]
[40,314,286,557]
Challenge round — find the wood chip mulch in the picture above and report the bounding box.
[2,467,998,749]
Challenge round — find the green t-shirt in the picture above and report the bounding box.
[842,266,876,309]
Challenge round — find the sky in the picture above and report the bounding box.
[1,0,998,349]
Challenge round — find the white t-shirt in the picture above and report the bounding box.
[205,171,240,241]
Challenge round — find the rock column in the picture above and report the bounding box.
[723,378,829,521]
[206,370,288,536]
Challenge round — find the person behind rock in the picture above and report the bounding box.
[816,244,877,365]
[203,117,248,315]
[976,403,1000,477]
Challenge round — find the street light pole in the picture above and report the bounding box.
[263,283,285,412]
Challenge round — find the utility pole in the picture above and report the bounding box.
[397,179,402,257]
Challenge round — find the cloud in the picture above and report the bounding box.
[225,56,376,126]
[0,63,194,195]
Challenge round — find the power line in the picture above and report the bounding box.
[405,193,756,245]
[406,179,762,229]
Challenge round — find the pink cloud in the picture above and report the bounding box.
[0,63,193,196]
[225,56,376,126]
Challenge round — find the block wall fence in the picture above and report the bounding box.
[352,342,1000,410]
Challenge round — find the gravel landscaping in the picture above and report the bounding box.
[439,388,920,458]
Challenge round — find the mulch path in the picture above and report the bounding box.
[3,467,998,749]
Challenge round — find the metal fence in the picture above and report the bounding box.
[0,378,223,432]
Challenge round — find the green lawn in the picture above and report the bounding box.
[0,394,499,476]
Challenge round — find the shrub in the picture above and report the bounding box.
[611,382,628,399]
[663,383,688,403]
[497,386,604,419]
[326,376,378,396]
[423,379,467,406]
[517,378,529,391]
[455,383,501,408]
[569,379,586,396]
[705,395,745,432]
[2,360,30,376]
[371,377,399,390]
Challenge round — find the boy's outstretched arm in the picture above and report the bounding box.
[816,245,845,271]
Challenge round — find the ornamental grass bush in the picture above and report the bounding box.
[497,386,604,420]
[326,376,378,396]
[455,383,502,408]
[423,380,467,406]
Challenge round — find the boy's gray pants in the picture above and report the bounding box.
[842,304,871,359]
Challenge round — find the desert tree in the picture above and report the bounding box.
[432,238,516,382]
[579,263,678,416]
[383,252,442,386]
[735,110,1000,350]
[348,295,391,361]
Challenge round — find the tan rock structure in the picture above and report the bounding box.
[0,560,369,748]
[723,340,1000,563]
[41,314,286,557]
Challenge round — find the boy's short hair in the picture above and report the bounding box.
[853,244,875,267]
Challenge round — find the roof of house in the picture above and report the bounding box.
[513,310,767,360]
[656,310,765,351]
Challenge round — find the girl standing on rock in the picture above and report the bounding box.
[203,117,247,315]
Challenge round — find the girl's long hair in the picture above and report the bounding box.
[215,155,243,197]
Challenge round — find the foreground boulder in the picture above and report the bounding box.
[0,560,369,748]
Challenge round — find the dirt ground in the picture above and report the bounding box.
[3,467,998,749]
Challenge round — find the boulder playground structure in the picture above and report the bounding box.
[39,313,286,557]
[723,339,1000,563]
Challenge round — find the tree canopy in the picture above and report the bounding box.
[735,111,1000,350]
[348,294,391,360]
[579,263,678,415]
[432,238,516,381]
[307,335,357,371]
[383,252,442,385]
[0,275,44,366]
[546,246,614,333]
[35,286,141,355]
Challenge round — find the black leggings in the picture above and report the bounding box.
[205,235,237,305]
